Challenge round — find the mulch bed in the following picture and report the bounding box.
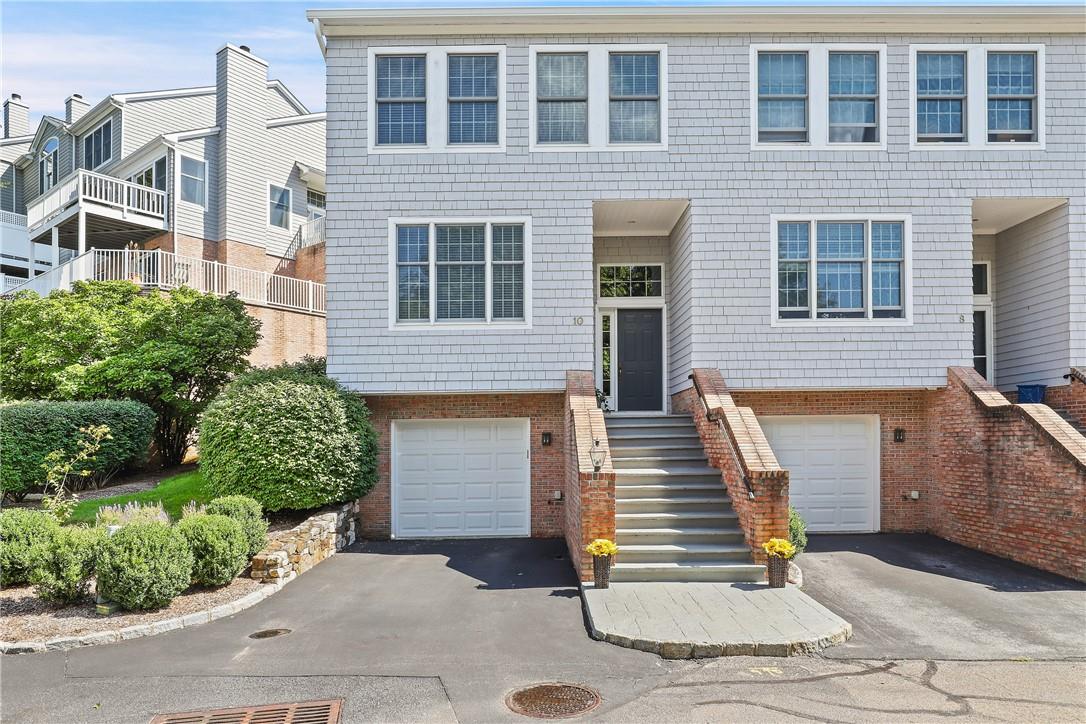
[0,574,262,643]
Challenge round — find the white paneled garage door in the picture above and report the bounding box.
[392,419,531,538]
[759,415,880,533]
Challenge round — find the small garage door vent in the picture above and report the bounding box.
[150,698,342,724]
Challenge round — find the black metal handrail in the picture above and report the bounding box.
[689,373,756,500]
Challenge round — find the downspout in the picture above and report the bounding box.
[311,18,327,58]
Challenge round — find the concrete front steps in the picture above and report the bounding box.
[605,414,765,583]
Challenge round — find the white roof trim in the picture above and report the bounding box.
[0,134,34,146]
[217,43,270,67]
[307,4,1085,36]
[267,112,325,128]
[164,126,220,143]
[268,80,309,115]
[116,86,216,103]
[295,161,326,190]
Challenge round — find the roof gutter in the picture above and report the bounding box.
[311,17,327,57]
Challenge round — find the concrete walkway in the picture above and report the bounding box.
[583,581,851,659]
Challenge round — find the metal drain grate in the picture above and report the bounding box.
[150,698,342,724]
[506,683,601,719]
[248,628,291,639]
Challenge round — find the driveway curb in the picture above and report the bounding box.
[582,581,851,659]
[0,580,287,656]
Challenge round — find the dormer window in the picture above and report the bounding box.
[39,137,59,194]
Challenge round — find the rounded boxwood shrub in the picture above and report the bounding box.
[789,506,808,555]
[0,509,60,585]
[32,526,105,604]
[97,522,194,610]
[199,367,377,512]
[206,495,268,557]
[177,514,248,586]
[0,400,155,501]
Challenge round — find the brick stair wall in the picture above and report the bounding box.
[932,367,1086,582]
[1044,368,1086,432]
[564,370,615,581]
[674,369,789,566]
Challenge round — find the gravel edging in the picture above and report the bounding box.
[0,577,288,656]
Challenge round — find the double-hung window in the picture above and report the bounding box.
[987,52,1037,142]
[828,52,878,143]
[179,155,206,208]
[608,52,661,144]
[757,52,808,143]
[269,185,291,229]
[448,54,499,145]
[774,217,909,323]
[536,53,588,144]
[376,55,427,146]
[911,45,1044,148]
[83,119,112,169]
[391,219,530,327]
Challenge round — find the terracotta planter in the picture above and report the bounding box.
[593,554,612,589]
[767,556,789,588]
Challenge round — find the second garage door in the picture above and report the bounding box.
[392,419,531,538]
[759,415,880,533]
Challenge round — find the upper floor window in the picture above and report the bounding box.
[269,184,292,229]
[369,46,506,153]
[390,218,530,328]
[910,44,1044,149]
[83,119,112,170]
[448,54,499,145]
[772,216,911,324]
[39,137,59,194]
[179,155,206,208]
[529,44,668,152]
[752,45,885,150]
[130,157,167,192]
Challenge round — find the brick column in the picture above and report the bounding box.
[564,370,615,581]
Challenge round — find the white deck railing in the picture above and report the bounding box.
[284,216,326,260]
[4,248,325,315]
[26,170,168,230]
[0,210,27,227]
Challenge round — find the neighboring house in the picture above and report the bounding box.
[0,44,328,365]
[312,4,1085,583]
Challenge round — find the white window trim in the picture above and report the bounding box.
[386,216,533,331]
[528,44,669,153]
[769,214,913,327]
[267,182,293,230]
[972,260,993,304]
[178,154,208,210]
[83,118,114,171]
[39,136,60,194]
[367,45,507,155]
[908,44,1046,151]
[972,260,995,383]
[750,44,887,151]
[129,155,167,190]
[594,262,666,306]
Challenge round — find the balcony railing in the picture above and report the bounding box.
[26,170,168,231]
[0,210,27,227]
[4,248,325,315]
[284,215,326,260]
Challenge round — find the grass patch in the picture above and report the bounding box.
[67,470,210,525]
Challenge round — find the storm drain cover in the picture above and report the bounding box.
[248,628,291,639]
[150,698,341,724]
[506,683,601,719]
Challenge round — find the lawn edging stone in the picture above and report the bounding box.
[1,502,361,656]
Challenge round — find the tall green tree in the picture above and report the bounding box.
[1,281,261,465]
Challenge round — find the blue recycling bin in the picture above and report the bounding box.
[1017,384,1047,404]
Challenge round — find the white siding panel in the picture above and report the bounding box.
[123,95,216,156]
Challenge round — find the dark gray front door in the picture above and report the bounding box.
[617,308,663,412]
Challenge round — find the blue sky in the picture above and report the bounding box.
[2,0,1077,125]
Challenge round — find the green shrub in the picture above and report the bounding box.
[97,522,194,610]
[0,400,155,500]
[199,370,377,512]
[206,496,268,557]
[31,526,105,603]
[0,509,60,585]
[177,514,248,586]
[789,506,808,555]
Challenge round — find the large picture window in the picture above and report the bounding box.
[83,119,112,169]
[391,219,530,327]
[773,217,909,322]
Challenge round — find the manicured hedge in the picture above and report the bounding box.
[178,514,249,587]
[199,363,377,512]
[97,522,194,610]
[0,400,155,500]
[206,495,268,557]
[32,526,105,604]
[0,509,60,585]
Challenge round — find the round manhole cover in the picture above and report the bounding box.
[506,683,601,719]
[248,628,291,639]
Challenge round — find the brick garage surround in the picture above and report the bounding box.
[728,388,937,533]
[929,368,1086,581]
[357,392,567,540]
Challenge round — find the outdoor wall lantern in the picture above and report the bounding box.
[590,439,605,471]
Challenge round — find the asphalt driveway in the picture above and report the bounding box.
[0,539,685,723]
[798,533,1086,660]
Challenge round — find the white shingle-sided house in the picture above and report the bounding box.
[309,4,1086,583]
[1,45,328,364]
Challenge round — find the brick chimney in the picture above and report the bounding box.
[215,43,269,248]
[65,94,89,124]
[3,94,29,138]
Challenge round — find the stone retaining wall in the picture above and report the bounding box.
[250,502,359,584]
